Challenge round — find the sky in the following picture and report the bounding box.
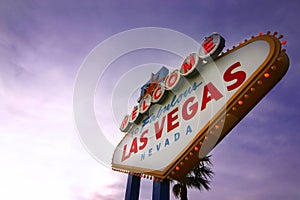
[1,0,300,200]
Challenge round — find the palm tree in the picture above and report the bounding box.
[172,155,214,200]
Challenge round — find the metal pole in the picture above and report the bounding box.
[152,179,170,200]
[125,174,141,200]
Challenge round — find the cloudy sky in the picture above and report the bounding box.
[1,0,300,200]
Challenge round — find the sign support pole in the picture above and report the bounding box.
[152,179,170,200]
[125,174,141,200]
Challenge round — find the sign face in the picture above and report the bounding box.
[112,33,289,181]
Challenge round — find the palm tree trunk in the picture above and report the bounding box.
[180,183,188,200]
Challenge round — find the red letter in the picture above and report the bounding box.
[142,100,148,110]
[140,96,150,113]
[121,144,130,162]
[182,97,198,121]
[182,55,195,74]
[201,82,223,110]
[167,73,177,87]
[130,106,139,122]
[153,85,163,101]
[167,107,179,132]
[223,62,246,91]
[165,70,180,90]
[202,37,215,54]
[154,116,166,140]
[129,137,138,154]
[120,115,131,132]
[120,116,128,130]
[139,129,148,150]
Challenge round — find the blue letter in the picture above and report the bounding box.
[156,143,161,151]
[148,148,153,157]
[141,152,145,160]
[164,138,170,147]
[174,132,180,142]
[186,125,192,135]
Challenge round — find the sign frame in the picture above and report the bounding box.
[112,33,289,181]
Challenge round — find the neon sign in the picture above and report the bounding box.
[113,32,289,181]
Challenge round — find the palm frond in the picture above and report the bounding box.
[185,176,211,191]
[171,155,215,199]
[200,155,213,166]
[172,183,181,199]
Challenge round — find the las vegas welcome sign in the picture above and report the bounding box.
[112,32,289,181]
